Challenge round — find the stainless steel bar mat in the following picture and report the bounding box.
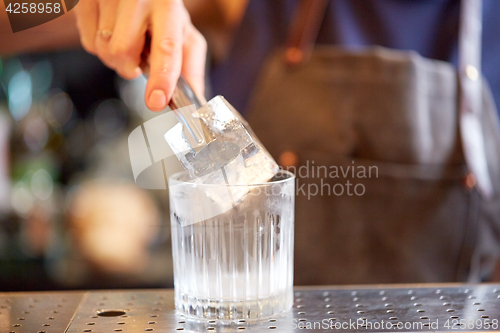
[1,284,499,332]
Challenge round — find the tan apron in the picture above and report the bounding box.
[246,0,500,285]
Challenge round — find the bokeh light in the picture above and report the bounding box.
[11,182,34,217]
[31,168,53,201]
[8,70,32,121]
[45,91,74,128]
[23,117,49,152]
[93,99,127,138]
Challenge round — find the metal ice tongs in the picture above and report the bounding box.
[140,38,207,145]
[168,76,207,144]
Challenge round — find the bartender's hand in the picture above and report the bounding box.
[75,0,207,111]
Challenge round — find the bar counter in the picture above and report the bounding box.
[1,283,499,332]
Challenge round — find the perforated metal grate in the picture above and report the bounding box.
[0,292,83,333]
[65,285,500,332]
[1,284,499,332]
[285,285,500,332]
[65,290,180,332]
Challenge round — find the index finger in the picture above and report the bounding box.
[145,0,184,111]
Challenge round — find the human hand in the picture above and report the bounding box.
[75,0,207,111]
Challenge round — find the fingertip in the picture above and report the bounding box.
[81,38,97,55]
[120,67,142,80]
[130,67,143,79]
[147,89,167,111]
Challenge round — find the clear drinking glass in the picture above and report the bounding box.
[168,170,295,320]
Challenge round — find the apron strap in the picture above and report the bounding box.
[458,0,493,198]
[284,0,328,66]
[285,0,494,198]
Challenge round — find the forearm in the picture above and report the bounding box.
[0,3,81,56]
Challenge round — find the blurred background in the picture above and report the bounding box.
[2,0,500,291]
[0,50,174,291]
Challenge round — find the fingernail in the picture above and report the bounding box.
[149,90,166,110]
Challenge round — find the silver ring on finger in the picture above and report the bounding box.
[97,29,113,39]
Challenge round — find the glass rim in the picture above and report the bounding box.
[169,169,295,187]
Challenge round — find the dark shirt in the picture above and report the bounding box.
[210,0,500,116]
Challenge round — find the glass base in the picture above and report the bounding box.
[175,291,293,321]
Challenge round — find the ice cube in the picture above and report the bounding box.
[165,96,279,222]
[196,96,279,184]
[165,95,278,185]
